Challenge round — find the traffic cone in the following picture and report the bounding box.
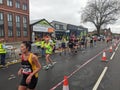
[101,51,107,61]
[63,76,69,90]
[109,46,113,53]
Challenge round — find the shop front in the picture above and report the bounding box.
[51,21,68,40]
[30,19,54,42]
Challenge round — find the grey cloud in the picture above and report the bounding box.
[30,0,120,33]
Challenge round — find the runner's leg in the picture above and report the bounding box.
[45,54,50,66]
[18,85,27,90]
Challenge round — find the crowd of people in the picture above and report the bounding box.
[33,34,114,59]
[0,34,118,90]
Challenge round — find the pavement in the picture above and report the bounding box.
[0,40,120,90]
[3,42,62,66]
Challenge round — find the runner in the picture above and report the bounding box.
[106,37,110,46]
[49,37,56,54]
[68,39,73,54]
[90,37,93,48]
[52,38,56,53]
[44,36,54,70]
[73,38,78,54]
[60,38,67,55]
[18,41,41,90]
[81,36,85,50]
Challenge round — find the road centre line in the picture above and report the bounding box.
[92,67,108,90]
[110,52,116,60]
[115,46,118,51]
[115,42,120,51]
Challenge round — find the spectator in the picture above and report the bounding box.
[90,37,93,48]
[0,39,7,67]
[93,36,97,46]
[40,38,45,57]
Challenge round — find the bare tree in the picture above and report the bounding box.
[81,0,120,35]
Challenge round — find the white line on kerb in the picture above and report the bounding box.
[92,67,108,90]
[110,52,116,60]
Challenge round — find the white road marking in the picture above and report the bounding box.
[92,67,108,90]
[115,42,120,51]
[115,46,118,51]
[8,74,16,80]
[110,52,116,60]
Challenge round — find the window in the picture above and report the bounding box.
[7,0,13,7]
[16,1,20,8]
[16,15,21,37]
[0,12,3,21]
[55,24,59,29]
[23,16,28,37]
[16,15,20,22]
[23,16,27,23]
[59,25,64,30]
[0,0,3,4]
[7,14,13,37]
[0,12,4,37]
[22,4,27,10]
[7,14,12,22]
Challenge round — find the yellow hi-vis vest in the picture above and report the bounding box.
[44,42,52,54]
[0,43,6,54]
[41,41,45,48]
[35,41,41,46]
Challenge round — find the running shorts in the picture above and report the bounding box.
[20,74,38,89]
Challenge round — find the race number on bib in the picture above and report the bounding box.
[22,68,32,74]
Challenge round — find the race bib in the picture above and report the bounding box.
[22,68,32,74]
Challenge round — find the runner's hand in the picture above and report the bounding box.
[18,69,22,76]
[26,75,32,84]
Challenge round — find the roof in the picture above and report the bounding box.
[30,19,41,25]
[30,19,54,28]
[51,20,67,25]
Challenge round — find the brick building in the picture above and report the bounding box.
[0,0,30,42]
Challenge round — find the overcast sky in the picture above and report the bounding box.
[30,0,120,34]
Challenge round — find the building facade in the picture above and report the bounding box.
[89,28,112,37]
[30,19,54,42]
[67,24,78,37]
[51,21,68,40]
[67,24,88,38]
[51,21,88,40]
[78,26,88,37]
[0,0,30,42]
